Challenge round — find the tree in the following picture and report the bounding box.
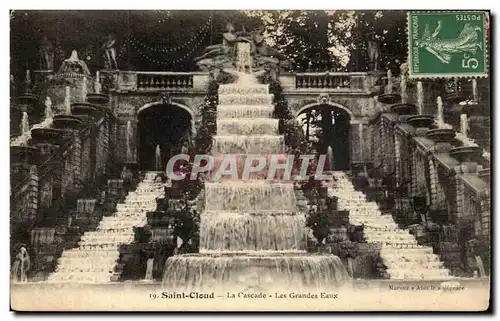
[242,10,407,73]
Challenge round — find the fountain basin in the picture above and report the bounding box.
[163,253,350,292]
[71,102,105,119]
[10,145,40,165]
[443,92,465,105]
[426,128,456,142]
[30,128,66,145]
[390,103,417,115]
[377,93,401,105]
[52,115,83,130]
[449,146,483,163]
[86,93,110,105]
[406,115,435,128]
[17,93,39,105]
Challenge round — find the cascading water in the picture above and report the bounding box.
[436,96,446,127]
[126,120,133,162]
[328,172,452,280]
[460,113,469,137]
[326,146,333,171]
[236,42,252,73]
[472,79,478,102]
[47,172,164,283]
[417,81,424,115]
[65,86,72,115]
[155,145,161,171]
[386,69,393,94]
[162,46,350,292]
[32,97,54,129]
[400,70,407,104]
[11,112,31,146]
[94,71,102,94]
[81,76,88,101]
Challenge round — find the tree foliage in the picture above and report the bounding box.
[243,10,407,73]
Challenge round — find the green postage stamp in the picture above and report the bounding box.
[408,11,489,78]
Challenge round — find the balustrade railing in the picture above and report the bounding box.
[137,72,194,90]
[295,72,352,89]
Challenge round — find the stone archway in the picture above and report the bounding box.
[137,102,194,171]
[296,103,352,171]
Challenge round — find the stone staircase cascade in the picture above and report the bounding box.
[327,172,452,280]
[47,171,164,283]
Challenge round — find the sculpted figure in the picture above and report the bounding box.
[195,23,239,62]
[366,32,380,71]
[39,36,54,70]
[102,33,118,70]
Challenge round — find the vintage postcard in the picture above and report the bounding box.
[10,9,491,312]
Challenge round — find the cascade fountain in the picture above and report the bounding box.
[162,45,350,293]
[81,76,88,101]
[417,81,424,115]
[436,96,447,128]
[155,145,161,171]
[33,97,54,129]
[326,146,333,171]
[400,69,407,104]
[460,113,469,137]
[386,69,393,94]
[48,172,164,283]
[64,86,72,115]
[95,71,102,94]
[472,79,478,102]
[11,112,31,146]
[328,172,452,280]
[126,121,133,162]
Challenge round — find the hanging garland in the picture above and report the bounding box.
[129,16,212,54]
[128,29,209,65]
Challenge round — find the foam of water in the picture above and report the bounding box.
[162,48,351,291]
[328,172,452,280]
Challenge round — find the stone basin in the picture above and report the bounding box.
[377,93,401,105]
[390,103,417,115]
[86,93,110,105]
[17,93,39,105]
[407,115,435,128]
[10,145,40,165]
[443,92,465,105]
[71,102,104,119]
[52,115,83,130]
[426,128,456,142]
[449,146,483,163]
[30,128,66,145]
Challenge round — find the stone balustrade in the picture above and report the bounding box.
[112,71,210,92]
[109,70,371,93]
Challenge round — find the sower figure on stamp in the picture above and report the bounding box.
[102,33,118,70]
[416,21,483,65]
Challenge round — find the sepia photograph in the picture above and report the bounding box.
[8,8,491,312]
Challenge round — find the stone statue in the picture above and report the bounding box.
[57,50,91,76]
[366,32,380,72]
[195,23,238,63]
[39,36,54,70]
[102,33,118,70]
[11,246,30,283]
